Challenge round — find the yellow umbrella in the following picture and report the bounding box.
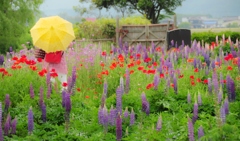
[30,16,75,53]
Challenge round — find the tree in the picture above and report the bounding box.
[0,0,43,53]
[73,0,102,19]
[91,0,185,24]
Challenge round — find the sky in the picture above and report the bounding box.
[39,0,240,18]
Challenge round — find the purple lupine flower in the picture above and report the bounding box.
[98,106,104,125]
[46,72,51,87]
[193,58,197,68]
[65,93,71,114]
[29,83,34,99]
[173,75,178,94]
[4,94,10,112]
[11,117,17,134]
[0,55,4,66]
[116,113,122,141]
[47,84,51,99]
[220,105,226,124]
[237,57,240,71]
[130,108,135,126]
[108,105,117,126]
[218,87,223,104]
[102,105,108,128]
[153,73,160,90]
[116,86,122,114]
[28,107,34,134]
[41,102,47,122]
[120,77,124,95]
[226,75,236,102]
[4,113,11,135]
[39,86,44,108]
[141,93,150,115]
[198,125,204,139]
[9,47,13,53]
[71,66,77,87]
[212,71,219,94]
[220,72,224,89]
[0,103,2,122]
[188,117,194,141]
[156,114,162,131]
[0,122,2,140]
[197,92,202,106]
[101,93,106,108]
[103,79,108,96]
[118,37,123,49]
[171,40,174,47]
[187,92,191,104]
[67,76,72,94]
[125,69,130,94]
[151,41,155,54]
[62,90,66,107]
[224,98,229,115]
[208,78,212,94]
[123,107,129,118]
[192,101,198,124]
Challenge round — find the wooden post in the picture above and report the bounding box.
[174,14,177,29]
[116,17,119,46]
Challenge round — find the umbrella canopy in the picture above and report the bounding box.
[30,16,75,53]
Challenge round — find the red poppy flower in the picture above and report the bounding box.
[129,55,133,59]
[85,95,90,99]
[50,72,58,78]
[144,57,151,63]
[170,83,174,88]
[136,60,141,65]
[160,73,164,78]
[110,50,113,54]
[221,80,226,84]
[77,88,81,92]
[191,81,195,86]
[179,74,184,78]
[38,71,45,77]
[37,58,43,62]
[12,57,18,61]
[101,51,106,56]
[146,83,154,89]
[118,54,124,62]
[130,70,134,74]
[0,68,5,72]
[196,78,201,83]
[203,79,208,84]
[227,66,232,71]
[100,62,105,67]
[153,62,158,67]
[136,53,141,58]
[138,66,144,70]
[194,68,199,72]
[62,82,68,87]
[190,75,194,79]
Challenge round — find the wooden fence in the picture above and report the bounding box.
[118,22,174,47]
[75,17,176,49]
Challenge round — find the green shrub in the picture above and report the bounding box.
[75,16,151,39]
[191,31,240,44]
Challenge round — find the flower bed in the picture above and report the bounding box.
[0,39,239,140]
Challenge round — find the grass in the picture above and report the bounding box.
[191,28,240,33]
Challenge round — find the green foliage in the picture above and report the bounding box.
[91,0,185,23]
[191,31,240,44]
[0,0,43,54]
